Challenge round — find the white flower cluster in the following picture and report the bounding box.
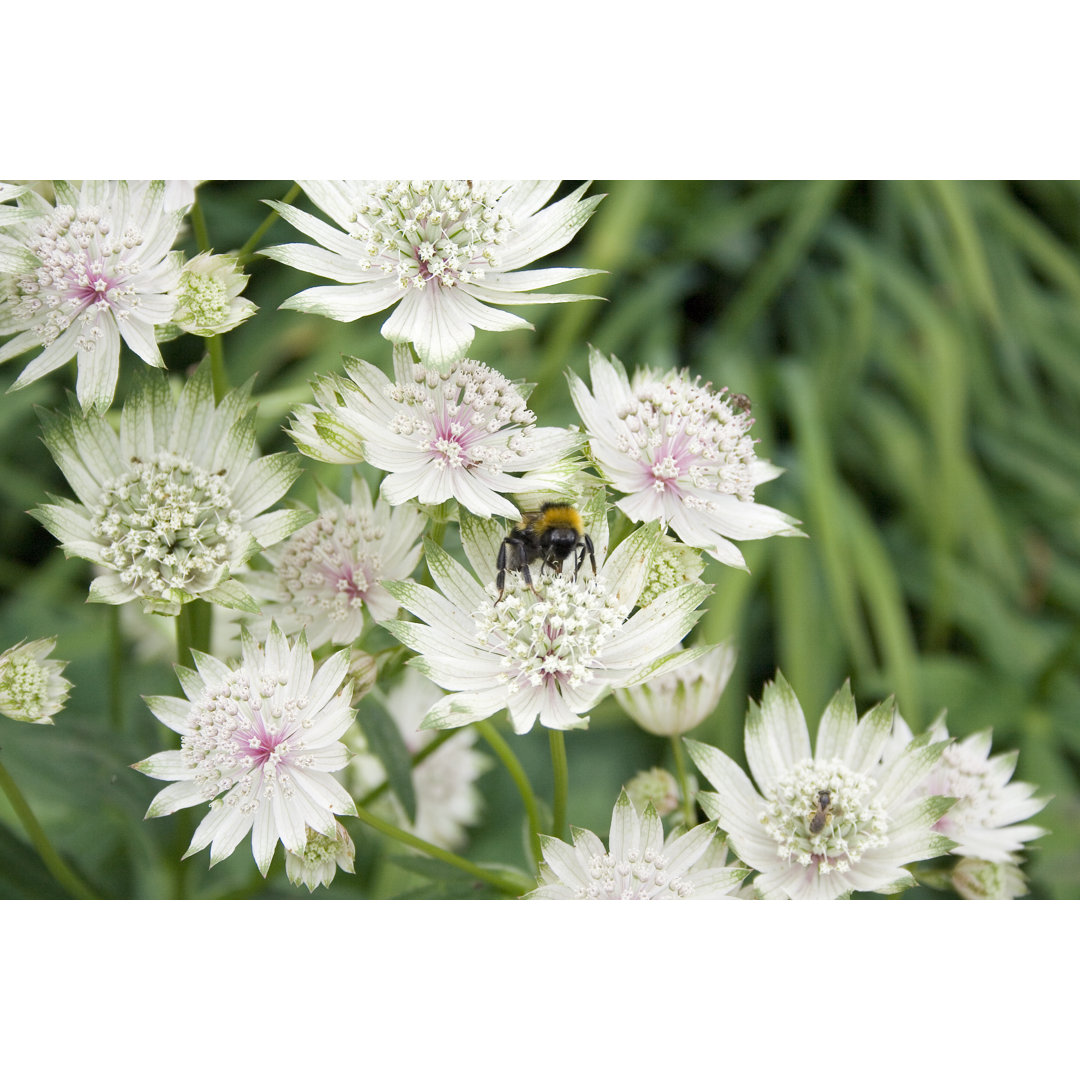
[3,179,1048,904]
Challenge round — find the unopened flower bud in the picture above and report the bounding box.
[615,642,736,736]
[625,767,685,816]
[952,857,1029,900]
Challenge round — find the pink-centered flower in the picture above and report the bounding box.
[884,714,1048,865]
[288,345,582,518]
[133,624,358,875]
[569,347,804,569]
[0,181,188,411]
[245,474,424,648]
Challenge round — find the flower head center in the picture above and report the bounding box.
[346,180,514,290]
[760,758,888,875]
[182,668,310,804]
[617,371,760,502]
[90,450,242,603]
[386,357,537,473]
[274,506,382,626]
[0,657,49,716]
[174,268,229,327]
[570,844,695,899]
[928,743,1002,832]
[8,202,146,346]
[475,574,627,693]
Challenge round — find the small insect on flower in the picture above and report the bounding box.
[809,789,832,835]
[495,503,596,603]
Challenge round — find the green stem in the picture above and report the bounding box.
[549,729,569,841]
[670,735,697,831]
[0,756,96,899]
[189,197,212,252]
[188,196,228,401]
[359,729,457,808]
[236,182,302,266]
[476,719,543,868]
[172,601,212,898]
[176,600,212,668]
[352,803,531,896]
[108,604,124,731]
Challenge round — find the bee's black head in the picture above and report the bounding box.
[542,527,581,562]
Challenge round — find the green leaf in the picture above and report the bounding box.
[358,705,417,824]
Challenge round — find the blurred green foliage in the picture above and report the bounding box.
[1,181,1076,899]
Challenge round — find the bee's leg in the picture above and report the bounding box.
[496,538,539,602]
[495,538,514,603]
[581,534,596,577]
[520,558,542,599]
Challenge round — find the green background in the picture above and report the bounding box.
[1,180,1075,898]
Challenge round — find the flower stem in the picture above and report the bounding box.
[108,604,124,731]
[176,600,212,668]
[671,735,697,830]
[549,729,569,840]
[476,719,543,869]
[236,182,301,266]
[352,803,531,896]
[0,756,96,899]
[188,196,228,401]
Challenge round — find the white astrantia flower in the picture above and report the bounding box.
[347,670,489,851]
[686,674,956,900]
[524,789,748,900]
[0,181,188,411]
[245,474,424,648]
[167,251,256,337]
[261,181,604,370]
[287,345,583,518]
[132,624,358,875]
[885,714,1048,865]
[383,506,714,734]
[31,362,312,616]
[0,638,72,725]
[615,641,736,736]
[569,347,804,569]
[285,821,356,892]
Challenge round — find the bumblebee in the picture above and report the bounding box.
[495,503,596,603]
[808,789,832,835]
